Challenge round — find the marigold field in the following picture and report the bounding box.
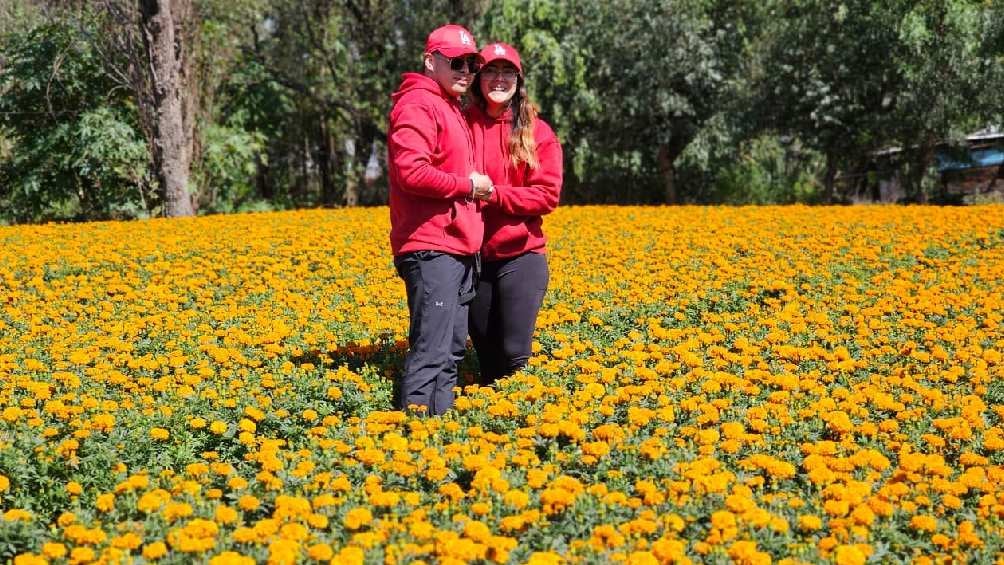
[1,206,1003,565]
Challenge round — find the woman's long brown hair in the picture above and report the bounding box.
[472,70,541,170]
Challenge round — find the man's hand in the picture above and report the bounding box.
[469,172,494,201]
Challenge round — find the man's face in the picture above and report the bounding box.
[425,52,478,97]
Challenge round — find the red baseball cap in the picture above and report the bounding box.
[478,42,522,74]
[425,24,478,58]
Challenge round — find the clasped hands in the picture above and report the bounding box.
[469,172,494,201]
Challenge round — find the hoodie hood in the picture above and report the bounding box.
[392,72,455,103]
[469,102,513,124]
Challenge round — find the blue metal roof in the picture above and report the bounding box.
[937,147,1004,172]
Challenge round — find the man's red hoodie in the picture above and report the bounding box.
[468,103,563,261]
[388,73,483,256]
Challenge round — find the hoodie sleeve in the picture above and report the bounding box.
[389,102,470,200]
[488,123,563,216]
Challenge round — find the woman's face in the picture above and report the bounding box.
[479,62,519,108]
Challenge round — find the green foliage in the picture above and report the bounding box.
[0,17,150,222]
[1,0,1003,219]
[708,135,823,204]
[196,121,267,213]
[752,0,1002,202]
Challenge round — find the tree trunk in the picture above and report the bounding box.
[822,154,837,203]
[656,131,692,204]
[256,152,272,200]
[906,134,937,203]
[363,139,383,205]
[317,120,335,206]
[344,137,358,207]
[139,0,193,217]
[656,144,678,204]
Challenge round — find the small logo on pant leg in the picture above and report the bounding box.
[435,301,444,307]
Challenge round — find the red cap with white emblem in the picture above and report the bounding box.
[425,24,478,58]
[478,42,522,74]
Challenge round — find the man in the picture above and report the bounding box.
[388,23,493,415]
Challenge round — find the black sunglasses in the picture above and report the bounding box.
[436,52,480,73]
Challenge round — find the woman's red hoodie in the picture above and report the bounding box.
[388,73,483,256]
[468,103,563,261]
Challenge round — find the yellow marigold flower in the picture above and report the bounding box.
[710,510,736,530]
[237,495,260,511]
[164,502,194,522]
[0,475,9,491]
[306,543,333,561]
[209,552,256,565]
[333,546,365,564]
[56,512,76,527]
[850,505,875,526]
[95,493,115,512]
[823,499,850,517]
[958,520,982,547]
[209,421,228,435]
[111,533,143,550]
[834,545,866,565]
[41,543,67,559]
[65,481,83,496]
[343,507,373,530]
[142,542,168,560]
[267,539,300,565]
[651,538,687,563]
[626,551,659,565]
[149,427,170,441]
[728,540,770,565]
[232,527,256,544]
[824,410,854,434]
[464,520,492,543]
[910,515,937,532]
[279,523,309,542]
[725,493,755,514]
[2,407,24,422]
[13,554,47,565]
[307,513,329,529]
[214,505,239,524]
[526,552,564,565]
[797,515,822,532]
[137,489,171,513]
[4,509,32,521]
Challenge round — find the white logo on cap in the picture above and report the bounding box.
[494,44,506,56]
[459,31,472,45]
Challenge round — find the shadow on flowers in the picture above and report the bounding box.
[289,336,482,414]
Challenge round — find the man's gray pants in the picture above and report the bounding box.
[393,251,477,415]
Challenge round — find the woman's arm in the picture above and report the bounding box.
[488,126,563,216]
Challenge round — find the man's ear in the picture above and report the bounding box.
[423,53,435,73]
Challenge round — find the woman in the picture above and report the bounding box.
[467,42,563,386]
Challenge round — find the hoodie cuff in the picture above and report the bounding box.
[453,175,472,199]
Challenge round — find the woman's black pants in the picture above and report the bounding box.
[469,252,549,385]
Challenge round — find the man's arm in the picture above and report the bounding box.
[389,103,470,199]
